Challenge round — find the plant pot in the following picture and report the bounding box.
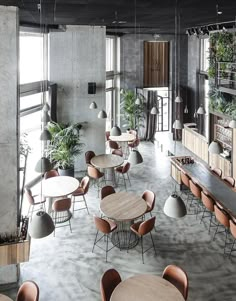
[58,167,74,177]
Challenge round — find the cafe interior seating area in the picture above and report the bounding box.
[0,1,236,301]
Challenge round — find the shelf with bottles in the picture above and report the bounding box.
[214,118,232,150]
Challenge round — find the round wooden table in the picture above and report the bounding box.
[91,154,124,186]
[100,191,147,249]
[0,294,13,301]
[109,133,135,142]
[42,176,79,198]
[111,274,185,301]
[42,176,79,212]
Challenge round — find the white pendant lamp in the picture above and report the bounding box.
[89,101,97,109]
[29,210,55,239]
[229,119,236,128]
[40,128,52,141]
[135,97,141,105]
[150,106,159,115]
[128,149,143,165]
[173,119,183,129]
[98,110,107,119]
[163,193,187,218]
[184,105,188,114]
[41,111,51,123]
[110,125,121,136]
[42,103,50,112]
[208,140,223,154]
[193,110,198,118]
[197,105,205,114]
[175,96,183,103]
[35,157,52,173]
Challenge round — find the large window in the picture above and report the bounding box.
[200,38,209,73]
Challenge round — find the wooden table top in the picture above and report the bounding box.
[111,274,185,301]
[91,154,124,169]
[180,161,236,217]
[42,176,79,198]
[109,133,135,142]
[0,294,13,301]
[100,191,147,221]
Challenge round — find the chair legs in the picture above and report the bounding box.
[72,195,89,215]
[116,172,131,190]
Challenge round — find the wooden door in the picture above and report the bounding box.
[143,41,169,87]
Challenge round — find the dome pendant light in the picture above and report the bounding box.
[110,125,122,136]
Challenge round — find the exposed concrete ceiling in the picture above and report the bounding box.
[1,0,236,34]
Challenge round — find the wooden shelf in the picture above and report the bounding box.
[0,239,30,266]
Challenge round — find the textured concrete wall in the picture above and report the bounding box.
[0,6,19,283]
[49,26,106,171]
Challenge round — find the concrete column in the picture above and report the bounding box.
[49,26,106,171]
[0,6,19,284]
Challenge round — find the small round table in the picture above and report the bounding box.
[109,133,135,143]
[91,154,124,186]
[42,176,80,212]
[0,294,13,301]
[111,274,185,301]
[100,191,147,249]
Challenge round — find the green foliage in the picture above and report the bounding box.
[46,122,84,169]
[120,89,145,130]
[209,88,236,118]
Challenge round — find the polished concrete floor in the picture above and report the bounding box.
[3,133,236,300]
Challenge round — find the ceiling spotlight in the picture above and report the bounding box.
[217,10,222,15]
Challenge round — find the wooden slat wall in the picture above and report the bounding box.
[0,240,30,266]
[143,41,169,87]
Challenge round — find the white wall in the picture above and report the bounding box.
[0,5,19,284]
[49,26,106,171]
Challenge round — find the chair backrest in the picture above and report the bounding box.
[16,280,39,301]
[223,176,235,187]
[139,216,156,236]
[122,162,130,174]
[105,131,110,141]
[229,219,236,239]
[80,176,90,194]
[180,170,191,188]
[44,169,59,179]
[112,149,123,157]
[52,198,71,212]
[142,190,155,211]
[100,268,122,301]
[162,265,188,300]
[201,191,214,212]
[214,204,230,228]
[129,138,140,148]
[88,165,103,179]
[93,215,111,234]
[128,129,137,137]
[24,187,35,205]
[211,167,222,178]
[85,151,95,165]
[101,186,116,199]
[189,179,201,198]
[109,140,120,150]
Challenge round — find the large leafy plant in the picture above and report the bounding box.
[120,89,144,130]
[46,122,84,170]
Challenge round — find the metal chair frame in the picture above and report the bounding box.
[51,210,72,236]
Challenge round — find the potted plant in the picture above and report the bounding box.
[46,121,84,177]
[120,89,144,131]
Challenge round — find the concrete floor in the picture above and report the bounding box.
[2,134,236,300]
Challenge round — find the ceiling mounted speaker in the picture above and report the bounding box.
[88,82,96,94]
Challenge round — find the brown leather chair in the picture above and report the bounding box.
[223,176,235,187]
[129,216,156,263]
[51,198,72,236]
[115,162,131,190]
[71,176,90,215]
[92,215,119,262]
[16,280,39,301]
[162,265,188,300]
[189,179,202,217]
[100,268,121,301]
[101,185,116,200]
[228,219,236,258]
[112,149,123,157]
[85,150,95,165]
[88,165,105,197]
[44,169,59,179]
[108,140,121,152]
[24,187,46,220]
[213,204,230,254]
[200,191,216,233]
[211,167,222,178]
[142,190,155,217]
[105,131,110,141]
[128,137,140,150]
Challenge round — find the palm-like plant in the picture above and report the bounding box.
[46,122,84,170]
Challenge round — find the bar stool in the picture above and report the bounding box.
[223,176,235,187]
[180,170,192,205]
[200,191,216,233]
[211,167,222,178]
[189,179,202,217]
[213,204,230,254]
[228,219,236,258]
